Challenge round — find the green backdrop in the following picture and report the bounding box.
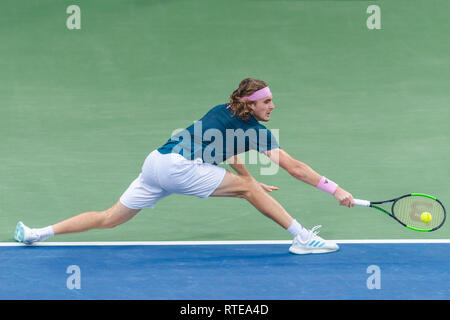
[1,0,449,241]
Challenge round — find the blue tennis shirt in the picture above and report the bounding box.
[157,104,279,165]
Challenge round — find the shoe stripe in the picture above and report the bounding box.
[313,241,321,247]
[318,242,325,248]
[309,240,316,247]
[15,223,24,243]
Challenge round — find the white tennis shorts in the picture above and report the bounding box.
[119,150,227,209]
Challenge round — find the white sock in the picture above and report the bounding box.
[32,226,54,242]
[287,219,302,237]
[287,220,310,242]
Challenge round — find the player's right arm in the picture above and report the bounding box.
[264,148,354,207]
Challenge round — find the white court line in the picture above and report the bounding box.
[1,239,450,246]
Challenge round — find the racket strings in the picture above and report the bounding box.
[393,196,445,230]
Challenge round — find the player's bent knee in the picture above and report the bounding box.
[238,176,260,200]
[99,202,140,229]
[212,171,260,199]
[98,210,117,229]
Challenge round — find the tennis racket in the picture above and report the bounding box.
[354,193,446,232]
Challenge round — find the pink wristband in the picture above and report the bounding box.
[317,176,338,195]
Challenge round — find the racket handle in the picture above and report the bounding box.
[354,199,371,207]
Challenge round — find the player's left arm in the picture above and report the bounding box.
[264,148,354,206]
[226,155,279,192]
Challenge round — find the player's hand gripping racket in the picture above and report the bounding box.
[354,193,446,232]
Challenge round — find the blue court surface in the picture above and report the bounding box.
[1,241,449,300]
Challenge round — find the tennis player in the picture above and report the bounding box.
[14,78,354,254]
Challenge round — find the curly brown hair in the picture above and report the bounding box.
[229,78,268,121]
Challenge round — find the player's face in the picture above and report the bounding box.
[250,96,274,122]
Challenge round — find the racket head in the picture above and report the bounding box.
[391,194,446,232]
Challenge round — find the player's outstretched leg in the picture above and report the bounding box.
[210,171,339,254]
[14,201,140,245]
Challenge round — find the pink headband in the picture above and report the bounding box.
[241,86,272,102]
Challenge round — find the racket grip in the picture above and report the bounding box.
[354,199,371,207]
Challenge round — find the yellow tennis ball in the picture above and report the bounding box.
[421,212,432,223]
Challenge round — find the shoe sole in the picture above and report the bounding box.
[289,246,339,255]
[14,222,24,243]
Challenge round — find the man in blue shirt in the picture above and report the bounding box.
[15,78,354,254]
[157,103,279,165]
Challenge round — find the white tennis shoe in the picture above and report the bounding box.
[289,225,339,255]
[14,221,40,245]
